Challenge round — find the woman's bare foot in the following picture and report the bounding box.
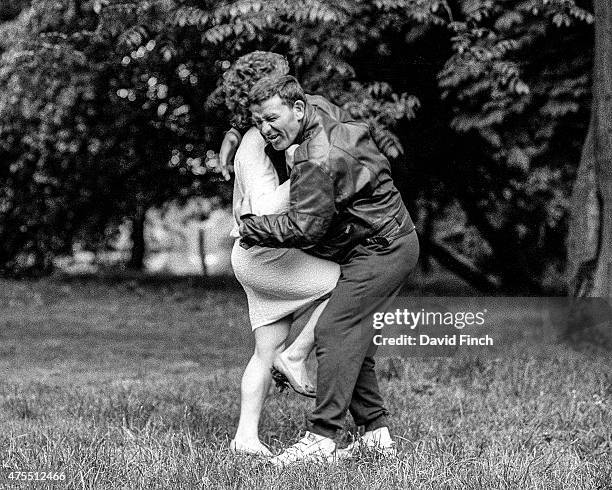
[272,352,316,398]
[230,438,273,457]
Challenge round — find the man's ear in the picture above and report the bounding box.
[293,100,305,121]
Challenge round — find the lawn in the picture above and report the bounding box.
[0,275,611,489]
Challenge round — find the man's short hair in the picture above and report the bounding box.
[248,75,306,108]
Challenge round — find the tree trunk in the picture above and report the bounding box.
[127,205,146,270]
[198,228,208,276]
[568,2,612,298]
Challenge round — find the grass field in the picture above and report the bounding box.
[0,275,611,489]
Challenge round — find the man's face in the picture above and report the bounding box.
[250,95,304,150]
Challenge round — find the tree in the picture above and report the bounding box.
[0,0,597,286]
[0,0,231,274]
[0,0,30,23]
[567,0,612,298]
[152,0,591,293]
[162,0,593,293]
[0,1,108,274]
[432,0,593,293]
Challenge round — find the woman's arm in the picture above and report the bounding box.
[219,128,242,180]
[235,129,290,217]
[246,180,290,215]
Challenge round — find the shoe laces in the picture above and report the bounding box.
[285,433,317,456]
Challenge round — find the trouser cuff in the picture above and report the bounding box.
[364,414,389,433]
[307,422,339,441]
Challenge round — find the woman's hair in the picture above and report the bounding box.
[221,51,289,130]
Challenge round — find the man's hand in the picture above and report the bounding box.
[218,128,242,180]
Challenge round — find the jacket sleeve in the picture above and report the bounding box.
[239,159,336,248]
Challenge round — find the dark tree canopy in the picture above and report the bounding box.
[0,0,596,292]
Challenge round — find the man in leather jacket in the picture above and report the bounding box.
[239,75,420,465]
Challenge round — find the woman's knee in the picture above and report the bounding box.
[254,346,283,365]
[254,336,285,361]
[252,320,290,360]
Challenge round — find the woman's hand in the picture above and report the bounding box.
[219,128,242,180]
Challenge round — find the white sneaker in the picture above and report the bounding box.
[268,432,336,467]
[337,427,397,459]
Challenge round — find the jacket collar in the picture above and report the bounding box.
[295,100,319,145]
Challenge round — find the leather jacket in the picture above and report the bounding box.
[239,100,414,263]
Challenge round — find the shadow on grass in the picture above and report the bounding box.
[51,269,242,291]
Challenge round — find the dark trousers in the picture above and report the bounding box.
[307,227,419,439]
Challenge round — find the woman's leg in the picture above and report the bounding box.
[273,299,329,395]
[232,317,290,454]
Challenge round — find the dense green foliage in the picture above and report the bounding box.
[0,0,231,274]
[435,1,593,292]
[0,0,595,291]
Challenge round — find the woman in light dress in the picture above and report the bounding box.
[221,52,340,456]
